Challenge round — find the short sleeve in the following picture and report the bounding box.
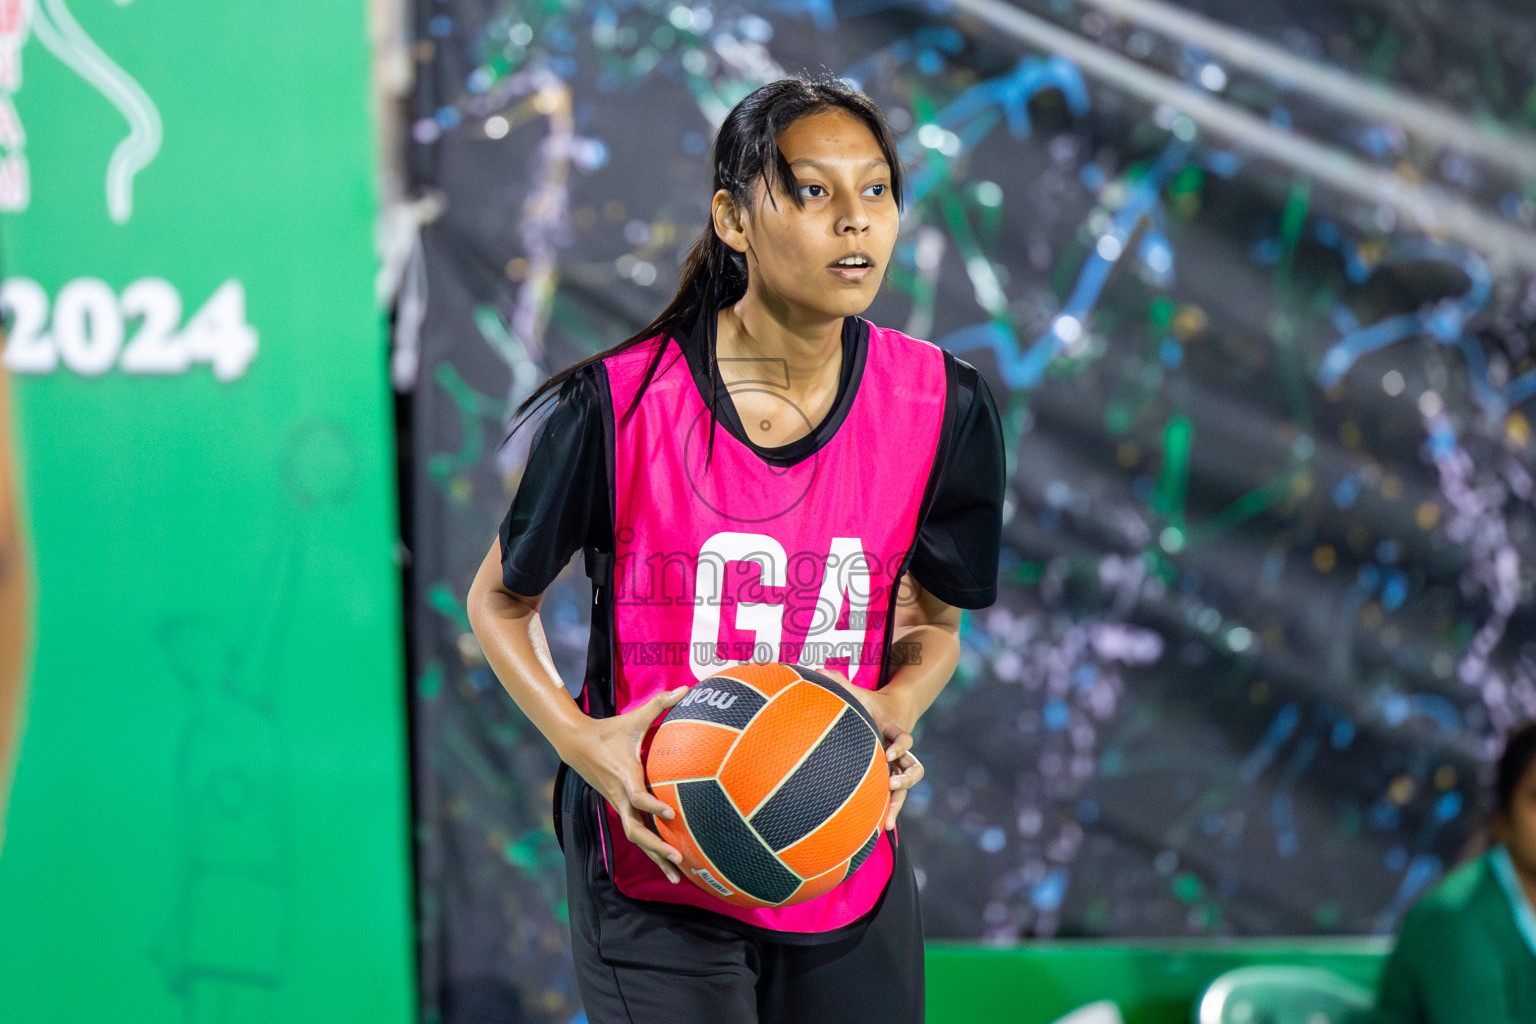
[497,366,611,596]
[907,357,1005,609]
[1375,897,1516,1024]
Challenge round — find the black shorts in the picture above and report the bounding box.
[558,768,925,1024]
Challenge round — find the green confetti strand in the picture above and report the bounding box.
[1152,414,1192,530]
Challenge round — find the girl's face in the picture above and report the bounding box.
[1496,758,1536,882]
[725,107,899,324]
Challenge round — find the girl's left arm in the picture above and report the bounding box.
[824,571,961,830]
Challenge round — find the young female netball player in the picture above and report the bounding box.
[468,75,1005,1023]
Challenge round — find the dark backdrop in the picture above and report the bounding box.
[399,1,1536,1020]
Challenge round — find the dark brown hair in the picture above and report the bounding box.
[1497,721,1536,817]
[507,73,905,449]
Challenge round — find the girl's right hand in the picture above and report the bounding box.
[559,686,690,883]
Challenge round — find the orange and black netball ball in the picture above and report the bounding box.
[643,662,890,908]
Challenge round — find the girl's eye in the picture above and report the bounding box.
[804,181,890,198]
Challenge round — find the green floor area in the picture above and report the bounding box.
[926,939,1390,1024]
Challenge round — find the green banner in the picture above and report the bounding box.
[0,2,414,1021]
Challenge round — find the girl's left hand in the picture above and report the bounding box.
[817,669,923,831]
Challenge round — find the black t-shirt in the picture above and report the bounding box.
[499,315,1005,610]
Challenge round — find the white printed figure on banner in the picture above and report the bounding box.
[0,0,29,210]
[8,0,163,221]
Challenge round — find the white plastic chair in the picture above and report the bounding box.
[1196,965,1374,1024]
[1050,1001,1125,1024]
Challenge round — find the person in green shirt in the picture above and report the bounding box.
[1372,721,1536,1023]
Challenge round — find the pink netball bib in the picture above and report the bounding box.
[595,319,949,934]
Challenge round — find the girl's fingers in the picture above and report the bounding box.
[617,790,679,855]
[629,787,675,820]
[884,747,922,828]
[640,846,682,884]
[903,757,924,785]
[884,729,913,761]
[619,807,683,881]
[888,752,924,790]
[820,668,852,688]
[631,687,689,730]
[623,817,678,862]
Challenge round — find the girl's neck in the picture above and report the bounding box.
[716,294,843,390]
[1519,861,1536,914]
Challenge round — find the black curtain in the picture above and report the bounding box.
[401,1,1536,1020]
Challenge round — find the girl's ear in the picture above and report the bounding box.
[712,189,749,254]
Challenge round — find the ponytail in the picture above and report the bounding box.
[507,222,746,437]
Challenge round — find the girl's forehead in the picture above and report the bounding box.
[776,109,883,159]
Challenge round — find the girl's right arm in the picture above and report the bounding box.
[467,537,686,882]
